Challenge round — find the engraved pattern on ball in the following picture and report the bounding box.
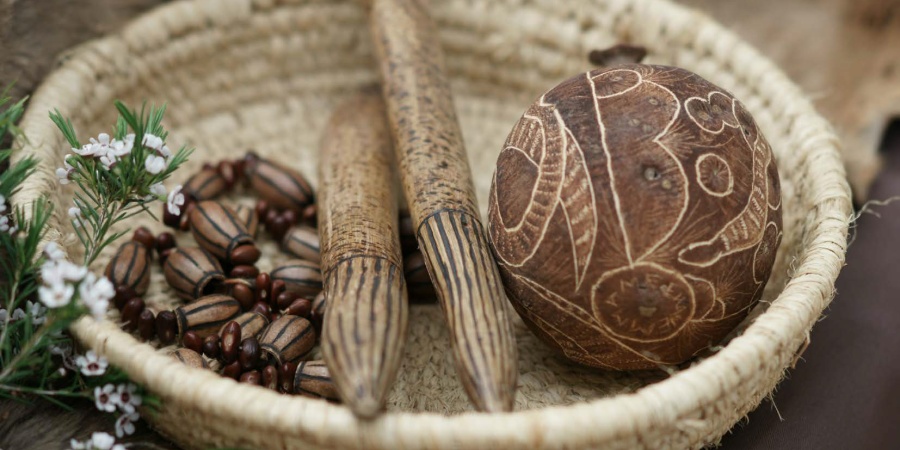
[488,64,783,369]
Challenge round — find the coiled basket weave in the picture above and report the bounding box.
[12,0,852,448]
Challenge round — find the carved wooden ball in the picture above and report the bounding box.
[488,64,783,370]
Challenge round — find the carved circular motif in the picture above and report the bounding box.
[488,64,783,370]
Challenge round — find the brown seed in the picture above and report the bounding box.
[163,247,225,300]
[217,160,237,188]
[293,361,339,401]
[262,365,279,390]
[222,361,242,380]
[156,232,177,252]
[183,167,227,202]
[269,216,290,241]
[132,226,156,249]
[302,204,317,224]
[239,370,261,385]
[255,273,271,304]
[171,348,207,369]
[233,204,260,238]
[230,265,259,279]
[281,225,321,263]
[230,244,261,265]
[285,298,312,318]
[121,298,144,331]
[276,291,300,311]
[243,152,314,214]
[255,200,270,221]
[220,311,270,341]
[138,309,156,341]
[183,331,203,354]
[156,311,178,345]
[221,321,241,364]
[232,283,255,311]
[404,251,437,302]
[259,315,316,365]
[282,210,299,226]
[279,362,298,393]
[264,209,279,229]
[251,302,271,318]
[114,285,137,311]
[105,241,152,297]
[202,335,221,359]
[174,294,241,339]
[158,248,173,267]
[271,260,322,299]
[239,337,261,370]
[189,201,255,264]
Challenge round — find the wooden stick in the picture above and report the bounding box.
[318,92,409,418]
[367,0,518,412]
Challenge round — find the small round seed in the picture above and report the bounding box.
[202,335,221,359]
[222,361,242,380]
[251,302,271,318]
[232,283,254,311]
[262,365,279,390]
[279,362,298,393]
[220,321,241,364]
[114,285,137,311]
[156,232,176,252]
[138,309,156,341]
[239,370,261,385]
[231,244,261,265]
[239,337,261,370]
[156,311,178,345]
[183,331,203,354]
[276,291,300,311]
[285,298,312,318]
[230,265,260,279]
[121,298,145,331]
[132,226,156,249]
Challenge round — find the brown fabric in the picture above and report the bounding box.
[722,121,900,449]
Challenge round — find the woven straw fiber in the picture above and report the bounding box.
[11,0,851,448]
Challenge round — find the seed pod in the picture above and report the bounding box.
[233,204,260,238]
[404,251,437,302]
[183,167,228,201]
[174,294,241,339]
[138,309,156,341]
[171,348,207,369]
[311,291,327,332]
[293,360,339,401]
[188,201,257,265]
[258,315,316,365]
[244,152,314,214]
[262,365,279,391]
[163,247,225,300]
[282,225,320,263]
[219,311,269,341]
[271,260,322,298]
[105,241,152,296]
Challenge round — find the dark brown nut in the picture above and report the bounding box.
[239,337,261,370]
[258,315,316,365]
[156,311,178,345]
[171,348,207,369]
[163,247,225,300]
[183,331,203,354]
[174,294,241,339]
[230,265,260,279]
[281,210,298,226]
[121,298,145,331]
[301,204,317,224]
[114,285,137,311]
[276,291,300,311]
[293,360,339,401]
[264,209,279,229]
[105,241,152,297]
[271,260,322,299]
[132,226,156,249]
[398,213,417,255]
[279,362,298,393]
[403,251,437,302]
[239,370,261,385]
[230,244,261,266]
[156,232,177,252]
[281,225,320,263]
[202,335,221,359]
[188,201,255,265]
[232,283,255,311]
[217,160,237,188]
[270,280,287,308]
[487,65,783,369]
[255,200,270,222]
[221,321,241,364]
[262,365,279,391]
[269,216,290,241]
[233,204,260,238]
[250,302,271,318]
[138,309,156,341]
[183,167,227,201]
[222,361,242,380]
[255,273,271,304]
[220,311,270,341]
[285,298,311,318]
[243,152,314,214]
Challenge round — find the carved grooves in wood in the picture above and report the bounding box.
[322,256,407,417]
[418,210,518,412]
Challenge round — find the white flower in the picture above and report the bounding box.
[38,282,75,308]
[166,185,185,216]
[0,308,7,323]
[0,215,10,233]
[142,133,163,151]
[43,259,88,284]
[69,438,86,450]
[144,154,166,174]
[0,194,6,213]
[149,182,167,197]
[115,412,140,438]
[56,167,72,184]
[94,384,119,413]
[115,383,142,414]
[108,134,134,158]
[11,308,25,321]
[44,242,66,261]
[88,133,113,155]
[75,350,108,376]
[26,300,47,325]
[99,152,118,170]
[89,431,116,450]
[72,143,98,157]
[50,340,72,356]
[112,445,126,450]
[79,272,114,319]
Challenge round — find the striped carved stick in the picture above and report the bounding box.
[317,92,409,418]
[367,0,518,411]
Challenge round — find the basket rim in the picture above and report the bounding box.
[11,0,852,447]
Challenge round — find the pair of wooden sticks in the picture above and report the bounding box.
[317,0,518,417]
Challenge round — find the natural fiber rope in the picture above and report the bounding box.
[10,0,851,448]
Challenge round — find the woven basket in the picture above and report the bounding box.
[12,0,852,448]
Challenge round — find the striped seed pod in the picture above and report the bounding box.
[232,203,260,238]
[243,152,314,214]
[174,294,241,339]
[271,260,322,298]
[293,360,339,401]
[219,311,269,341]
[188,201,259,265]
[183,167,228,201]
[170,348,208,369]
[282,225,320,263]
[163,247,225,300]
[258,315,316,365]
[105,241,152,296]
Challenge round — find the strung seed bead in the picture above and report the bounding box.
[259,315,316,365]
[156,232,176,253]
[285,298,311,318]
[310,291,326,332]
[121,298,145,331]
[251,302,271,318]
[132,226,156,250]
[243,152,314,214]
[156,311,178,345]
[293,361,338,400]
[202,335,221,359]
[183,331,203,354]
[158,248,173,267]
[163,247,225,301]
[271,279,287,307]
[174,294,241,339]
[279,362,298,393]
[138,309,156,341]
[189,201,256,264]
[262,365,279,391]
[231,244,261,266]
[221,311,270,342]
[106,241,152,297]
[114,286,137,311]
[232,283,254,311]
[223,361,242,380]
[269,216,290,241]
[183,168,227,201]
[264,209,279,229]
[220,321,241,364]
[302,204,317,224]
[255,200,271,221]
[255,273,271,304]
[282,210,299,226]
[271,260,322,299]
[230,265,259,279]
[239,370,261,385]
[276,291,300,311]
[239,337,261,370]
[281,225,320,263]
